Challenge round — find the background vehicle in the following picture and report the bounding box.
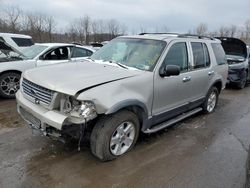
[16,34,228,161]
[217,37,249,89]
[0,42,95,98]
[0,33,34,53]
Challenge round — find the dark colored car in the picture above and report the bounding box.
[217,37,249,89]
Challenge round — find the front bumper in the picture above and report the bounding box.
[16,90,68,134]
[227,66,246,84]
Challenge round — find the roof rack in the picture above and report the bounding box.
[138,33,215,40]
[139,32,179,35]
[178,34,215,40]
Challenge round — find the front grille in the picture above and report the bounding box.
[22,78,54,105]
[19,106,41,129]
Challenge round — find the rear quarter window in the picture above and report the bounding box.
[11,37,34,47]
[211,43,227,65]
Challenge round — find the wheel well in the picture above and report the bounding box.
[120,105,147,129]
[213,81,222,93]
[0,70,22,77]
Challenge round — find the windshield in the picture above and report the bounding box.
[91,38,166,71]
[22,44,48,59]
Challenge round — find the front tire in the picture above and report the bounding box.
[0,72,21,99]
[202,87,219,114]
[90,110,140,161]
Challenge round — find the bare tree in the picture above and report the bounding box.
[25,12,47,42]
[229,25,237,38]
[219,26,230,37]
[196,23,207,35]
[120,23,127,35]
[83,16,91,44]
[107,19,120,39]
[140,26,147,34]
[245,19,250,43]
[44,16,56,42]
[4,5,22,32]
[69,18,85,43]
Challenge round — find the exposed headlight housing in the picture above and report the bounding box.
[62,96,97,124]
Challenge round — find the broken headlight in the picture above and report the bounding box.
[62,96,97,123]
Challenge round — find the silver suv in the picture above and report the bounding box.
[16,33,228,161]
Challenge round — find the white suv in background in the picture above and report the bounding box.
[0,33,34,53]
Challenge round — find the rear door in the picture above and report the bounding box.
[186,41,214,107]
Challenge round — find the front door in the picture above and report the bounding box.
[152,41,193,124]
[36,46,72,67]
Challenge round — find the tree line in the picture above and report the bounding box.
[0,6,127,44]
[0,5,250,44]
[194,22,250,44]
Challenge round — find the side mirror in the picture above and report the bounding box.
[159,65,180,77]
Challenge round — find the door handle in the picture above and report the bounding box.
[183,76,191,82]
[208,71,215,76]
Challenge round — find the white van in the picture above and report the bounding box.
[0,33,34,53]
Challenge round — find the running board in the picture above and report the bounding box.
[144,107,203,134]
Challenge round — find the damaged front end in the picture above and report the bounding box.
[217,37,249,86]
[16,87,98,145]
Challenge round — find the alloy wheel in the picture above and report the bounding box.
[110,121,136,156]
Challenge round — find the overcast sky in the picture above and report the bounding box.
[2,0,250,33]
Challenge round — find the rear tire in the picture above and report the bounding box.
[0,72,21,99]
[90,110,139,161]
[202,87,219,114]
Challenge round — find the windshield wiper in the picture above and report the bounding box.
[109,61,128,69]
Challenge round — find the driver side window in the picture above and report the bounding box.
[43,47,70,60]
[163,42,188,72]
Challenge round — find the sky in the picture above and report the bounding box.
[2,0,250,33]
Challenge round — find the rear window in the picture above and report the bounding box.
[211,43,227,65]
[11,37,34,47]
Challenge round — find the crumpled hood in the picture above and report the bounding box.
[23,61,143,96]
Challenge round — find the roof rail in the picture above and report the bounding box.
[138,32,215,40]
[178,34,215,40]
[138,32,179,35]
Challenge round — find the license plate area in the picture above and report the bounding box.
[19,107,41,129]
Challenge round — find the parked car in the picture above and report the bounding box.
[16,33,228,161]
[0,42,95,98]
[0,33,34,53]
[90,42,103,50]
[217,37,249,89]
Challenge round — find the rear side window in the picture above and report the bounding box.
[211,43,227,65]
[163,42,188,72]
[191,42,210,69]
[72,47,93,58]
[11,37,34,47]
